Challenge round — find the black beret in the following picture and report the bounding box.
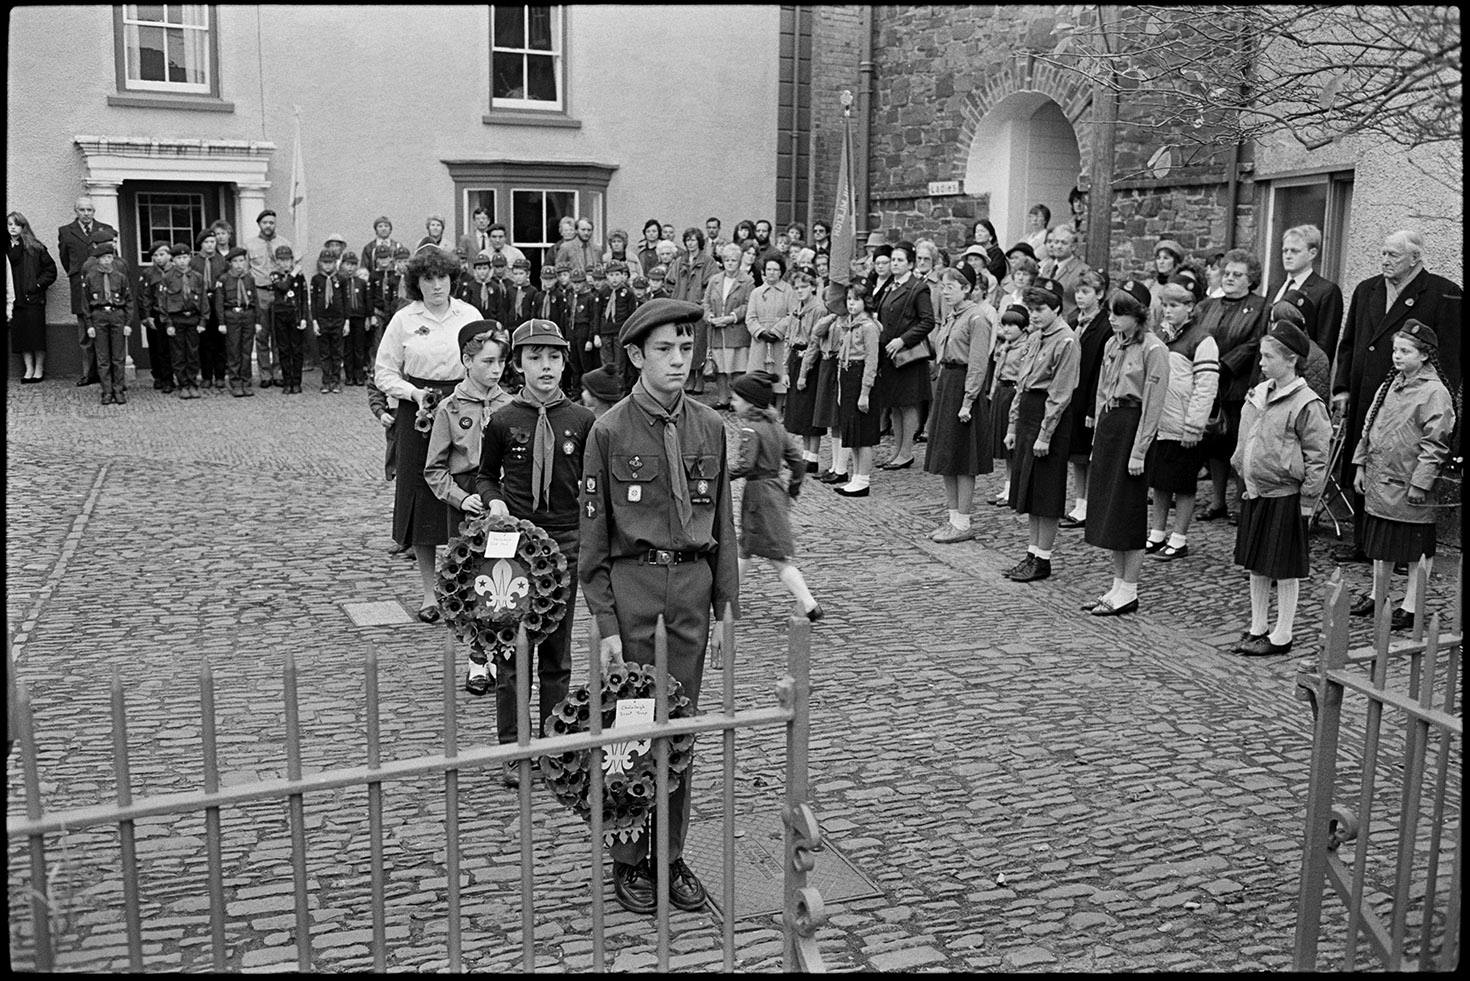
[1275,288,1315,327]
[457,319,505,352]
[171,242,192,257]
[225,246,249,261]
[90,241,116,257]
[1031,276,1064,306]
[618,297,703,346]
[256,209,277,223]
[581,364,623,403]
[1400,318,1438,351]
[150,239,173,256]
[273,244,294,259]
[1267,321,1310,360]
[1115,278,1152,308]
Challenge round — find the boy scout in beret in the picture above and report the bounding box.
[579,298,739,915]
[474,319,595,782]
[84,242,133,405]
[215,246,260,397]
[268,245,310,394]
[160,242,208,398]
[139,239,176,392]
[339,252,373,385]
[567,267,602,398]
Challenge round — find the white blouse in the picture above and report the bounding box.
[374,298,477,401]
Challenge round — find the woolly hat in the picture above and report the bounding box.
[732,370,776,409]
[581,364,623,403]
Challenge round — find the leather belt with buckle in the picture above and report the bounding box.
[637,549,701,566]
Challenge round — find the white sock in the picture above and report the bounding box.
[1027,545,1040,557]
[1270,578,1299,644]
[1116,580,1139,604]
[803,450,820,463]
[739,557,752,582]
[1034,548,1052,561]
[831,439,848,473]
[947,509,962,528]
[1167,532,1188,550]
[1402,556,1432,614]
[1249,575,1271,635]
[954,512,971,531]
[1100,576,1123,605]
[1072,497,1087,520]
[778,564,817,611]
[843,474,870,491]
[1147,529,1167,544]
[999,481,1010,498]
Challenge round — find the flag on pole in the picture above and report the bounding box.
[289,105,308,269]
[829,111,857,287]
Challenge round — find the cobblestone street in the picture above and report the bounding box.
[6,379,1456,972]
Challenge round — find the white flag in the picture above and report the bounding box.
[289,105,308,268]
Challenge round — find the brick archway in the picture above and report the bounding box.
[954,56,1094,178]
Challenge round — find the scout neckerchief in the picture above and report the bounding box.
[630,379,694,536]
[513,383,570,510]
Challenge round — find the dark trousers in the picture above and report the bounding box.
[223,311,257,386]
[146,319,174,383]
[90,309,128,397]
[274,318,305,386]
[606,559,712,866]
[317,318,345,385]
[199,310,227,382]
[255,292,279,379]
[168,314,202,387]
[566,322,595,397]
[497,527,579,745]
[344,317,368,383]
[74,305,100,382]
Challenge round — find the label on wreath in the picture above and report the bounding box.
[604,698,654,776]
[483,531,519,558]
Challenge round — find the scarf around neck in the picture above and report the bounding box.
[513,384,570,510]
[630,380,693,536]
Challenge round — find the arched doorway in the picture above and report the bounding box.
[962,93,1081,248]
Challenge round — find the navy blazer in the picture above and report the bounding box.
[1267,270,1345,365]
[58,218,117,314]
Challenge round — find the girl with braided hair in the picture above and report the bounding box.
[1348,320,1456,632]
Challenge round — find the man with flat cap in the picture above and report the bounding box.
[474,319,595,784]
[579,298,739,916]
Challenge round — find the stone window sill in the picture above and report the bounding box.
[481,110,581,129]
[108,93,235,113]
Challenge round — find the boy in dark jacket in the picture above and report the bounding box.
[268,245,309,394]
[310,248,348,393]
[339,252,373,385]
[85,242,133,405]
[214,246,260,397]
[160,242,208,398]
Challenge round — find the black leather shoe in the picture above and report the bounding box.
[1010,557,1051,583]
[1144,539,1167,555]
[613,860,657,915]
[1390,608,1415,632]
[1331,544,1368,564]
[417,605,441,623]
[1003,555,1034,579]
[1232,631,1267,653]
[818,471,849,485]
[805,603,824,622]
[668,858,708,911]
[1239,636,1292,657]
[114,390,127,405]
[880,458,914,470]
[1058,514,1085,529]
[82,376,100,387]
[464,664,492,696]
[1090,597,1139,617]
[1349,593,1375,617]
[501,761,520,788]
[1393,561,1409,575]
[805,461,819,474]
[834,484,869,497]
[258,378,273,389]
[1198,506,1227,522]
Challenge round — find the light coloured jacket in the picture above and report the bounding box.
[1231,376,1332,511]
[1152,318,1219,442]
[1351,366,1455,524]
[423,380,514,509]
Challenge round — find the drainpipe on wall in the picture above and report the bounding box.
[1224,139,1243,250]
[857,6,874,238]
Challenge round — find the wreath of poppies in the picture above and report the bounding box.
[542,662,697,843]
[434,512,571,662]
[413,388,445,434]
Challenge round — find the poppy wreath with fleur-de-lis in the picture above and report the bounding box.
[541,661,696,844]
[434,511,571,661]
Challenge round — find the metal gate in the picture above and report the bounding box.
[7,611,828,972]
[1293,563,1462,971]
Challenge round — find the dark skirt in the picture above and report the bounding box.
[740,476,795,559]
[812,355,840,430]
[991,380,1016,460]
[1067,393,1095,460]
[1084,405,1147,550]
[9,303,48,353]
[393,376,460,547]
[924,365,993,476]
[877,350,932,408]
[1234,493,1310,580]
[838,362,881,448]
[1201,400,1243,464]
[783,347,821,436]
[1362,513,1437,562]
[1146,438,1203,494]
[1008,390,1073,518]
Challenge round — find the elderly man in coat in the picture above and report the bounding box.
[1331,229,1462,563]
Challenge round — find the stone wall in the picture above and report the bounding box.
[807,5,865,227]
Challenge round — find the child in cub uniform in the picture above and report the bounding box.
[580,363,622,418]
[1348,321,1456,632]
[339,252,373,385]
[268,245,309,394]
[1145,282,1218,559]
[924,268,995,542]
[475,319,595,786]
[1080,279,1168,616]
[601,260,635,378]
[84,242,133,405]
[311,249,349,393]
[192,230,230,390]
[160,242,207,398]
[215,246,260,397]
[1003,277,1080,582]
[567,268,602,398]
[802,280,852,484]
[833,282,883,497]
[987,304,1030,505]
[731,371,823,620]
[1230,322,1331,656]
[424,320,516,694]
[138,239,176,392]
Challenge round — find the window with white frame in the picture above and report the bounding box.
[511,188,577,278]
[118,5,213,94]
[464,189,498,237]
[491,6,564,111]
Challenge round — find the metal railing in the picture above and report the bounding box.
[1293,562,1463,971]
[7,608,827,972]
